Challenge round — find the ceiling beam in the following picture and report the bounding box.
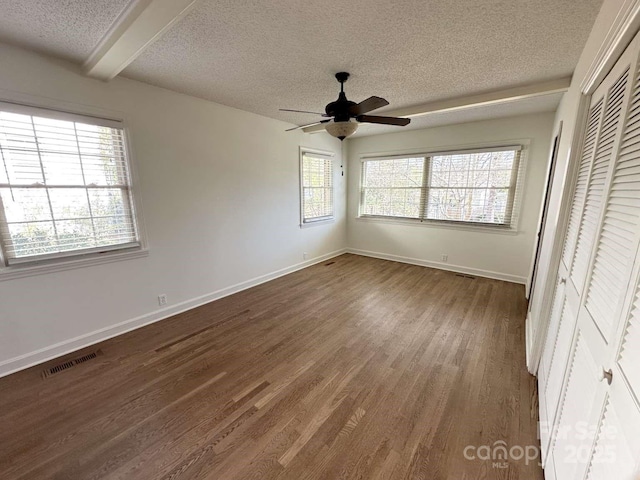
[302,77,571,133]
[83,0,200,81]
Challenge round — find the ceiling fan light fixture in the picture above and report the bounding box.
[326,120,358,141]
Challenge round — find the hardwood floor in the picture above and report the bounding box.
[0,254,542,479]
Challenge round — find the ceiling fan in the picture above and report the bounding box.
[281,72,410,140]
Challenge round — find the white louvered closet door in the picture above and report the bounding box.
[542,31,640,480]
[538,81,607,464]
[538,56,608,472]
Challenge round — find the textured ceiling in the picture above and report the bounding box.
[0,0,602,136]
[122,0,602,129]
[351,92,563,138]
[0,0,130,62]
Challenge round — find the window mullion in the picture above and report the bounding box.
[0,145,13,200]
[0,145,11,266]
[419,156,430,221]
[360,161,366,217]
[505,150,521,225]
[115,131,138,239]
[326,158,333,217]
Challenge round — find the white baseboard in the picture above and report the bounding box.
[347,248,527,284]
[0,248,347,378]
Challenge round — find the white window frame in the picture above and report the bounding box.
[0,100,147,281]
[299,147,335,226]
[358,144,527,232]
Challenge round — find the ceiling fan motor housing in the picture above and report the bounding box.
[325,72,355,121]
[325,93,356,122]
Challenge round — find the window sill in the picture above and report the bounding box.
[356,216,519,235]
[300,218,335,228]
[0,247,149,282]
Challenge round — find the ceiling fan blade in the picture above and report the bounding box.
[356,115,410,126]
[280,109,328,116]
[285,119,331,132]
[349,96,389,116]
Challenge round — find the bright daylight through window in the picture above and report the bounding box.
[300,150,334,224]
[0,104,140,266]
[360,147,522,227]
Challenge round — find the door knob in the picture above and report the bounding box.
[559,277,567,285]
[599,368,613,385]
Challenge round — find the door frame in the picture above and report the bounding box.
[528,122,562,302]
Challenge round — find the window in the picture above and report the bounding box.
[300,149,334,224]
[0,103,140,266]
[360,146,523,228]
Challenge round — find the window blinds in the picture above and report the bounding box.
[0,104,139,265]
[301,152,333,222]
[360,147,524,227]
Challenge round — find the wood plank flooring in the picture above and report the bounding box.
[0,254,543,479]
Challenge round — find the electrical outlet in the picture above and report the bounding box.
[441,254,448,262]
[303,252,308,260]
[158,294,167,306]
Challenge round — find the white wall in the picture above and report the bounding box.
[526,0,634,370]
[0,44,346,376]
[346,114,555,284]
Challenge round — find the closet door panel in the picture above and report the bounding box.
[570,69,629,293]
[552,331,600,480]
[539,282,568,462]
[586,64,640,341]
[544,300,575,418]
[540,280,566,378]
[585,388,640,480]
[561,100,605,270]
[617,276,640,410]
